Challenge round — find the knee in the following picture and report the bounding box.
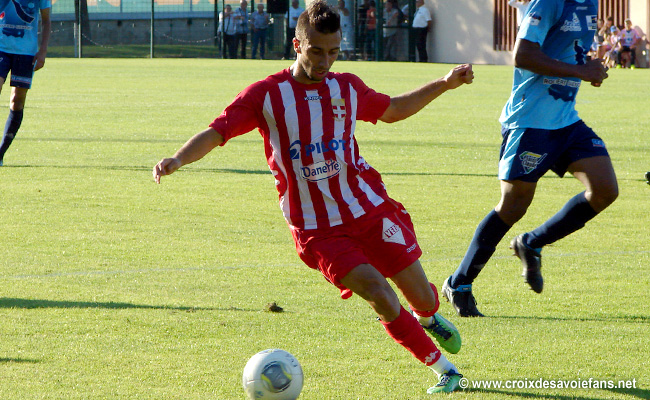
[355,278,400,316]
[496,195,532,225]
[589,183,618,211]
[10,94,26,111]
[356,278,394,304]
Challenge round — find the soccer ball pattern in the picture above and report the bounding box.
[243,349,303,400]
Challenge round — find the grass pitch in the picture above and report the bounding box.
[0,59,648,399]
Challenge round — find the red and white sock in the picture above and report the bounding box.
[381,306,442,366]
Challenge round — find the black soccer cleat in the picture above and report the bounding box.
[645,171,650,185]
[442,276,484,317]
[510,234,543,293]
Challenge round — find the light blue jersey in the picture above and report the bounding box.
[0,0,50,56]
[499,0,598,130]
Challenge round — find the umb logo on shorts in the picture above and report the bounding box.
[519,151,547,174]
[300,159,341,182]
[382,218,406,246]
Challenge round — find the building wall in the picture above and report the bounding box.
[629,0,649,34]
[426,0,512,65]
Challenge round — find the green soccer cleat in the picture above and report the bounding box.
[418,311,462,354]
[427,370,463,394]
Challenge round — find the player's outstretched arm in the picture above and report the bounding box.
[379,64,474,123]
[514,39,608,87]
[153,127,224,184]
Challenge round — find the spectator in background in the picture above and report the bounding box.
[357,0,370,61]
[589,18,605,60]
[251,3,270,59]
[233,0,250,59]
[284,0,304,59]
[600,15,614,36]
[383,0,399,61]
[365,0,377,60]
[632,24,648,68]
[218,4,238,59]
[618,18,641,68]
[605,26,621,68]
[508,0,530,28]
[412,0,432,62]
[338,0,354,60]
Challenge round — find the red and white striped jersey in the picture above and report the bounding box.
[210,68,392,230]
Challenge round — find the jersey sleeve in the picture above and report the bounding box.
[41,0,52,9]
[517,0,563,45]
[350,74,390,124]
[208,83,264,146]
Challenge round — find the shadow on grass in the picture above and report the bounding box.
[607,387,650,399]
[0,297,259,312]
[462,388,650,399]
[0,358,40,364]
[488,314,650,324]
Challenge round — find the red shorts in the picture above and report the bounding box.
[291,200,423,299]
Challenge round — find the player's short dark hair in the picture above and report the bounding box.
[295,0,340,41]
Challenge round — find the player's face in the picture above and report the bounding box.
[293,26,341,84]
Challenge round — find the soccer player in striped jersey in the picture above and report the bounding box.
[153,0,473,394]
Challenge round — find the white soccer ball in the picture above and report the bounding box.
[242,349,303,400]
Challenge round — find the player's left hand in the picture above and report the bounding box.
[33,51,47,71]
[444,64,474,90]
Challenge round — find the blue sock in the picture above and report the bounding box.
[0,109,23,161]
[451,210,511,287]
[524,192,597,249]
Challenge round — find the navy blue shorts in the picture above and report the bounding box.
[0,51,35,89]
[498,120,609,182]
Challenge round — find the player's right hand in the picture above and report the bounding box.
[153,157,181,184]
[581,58,608,87]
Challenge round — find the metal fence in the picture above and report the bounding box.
[48,0,418,60]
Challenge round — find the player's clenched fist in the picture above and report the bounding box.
[444,64,474,90]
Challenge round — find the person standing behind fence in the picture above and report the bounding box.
[284,0,304,59]
[234,0,250,59]
[383,0,399,61]
[337,0,354,60]
[365,0,377,60]
[251,3,270,59]
[357,0,369,61]
[219,4,238,59]
[412,0,431,62]
[0,0,51,166]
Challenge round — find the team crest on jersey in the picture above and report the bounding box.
[331,98,346,121]
[382,218,406,246]
[519,151,547,174]
[560,13,582,32]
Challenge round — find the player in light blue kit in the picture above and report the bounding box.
[443,0,617,317]
[0,0,51,166]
